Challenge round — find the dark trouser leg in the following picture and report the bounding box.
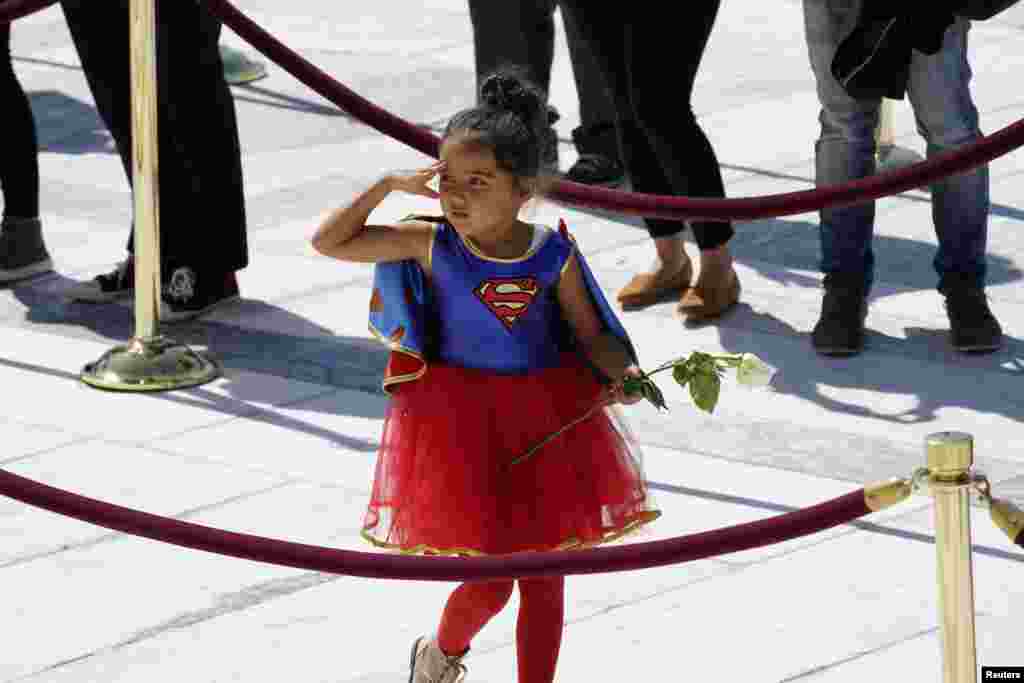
[60,0,248,275]
[0,23,41,219]
[467,0,557,95]
[558,1,619,159]
[154,0,247,274]
[623,3,733,247]
[60,1,134,188]
[557,1,732,248]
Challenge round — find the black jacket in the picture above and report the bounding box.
[831,0,1021,100]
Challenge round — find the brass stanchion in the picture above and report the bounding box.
[926,432,978,683]
[80,0,219,391]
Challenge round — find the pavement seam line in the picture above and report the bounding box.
[16,571,342,681]
[776,626,939,681]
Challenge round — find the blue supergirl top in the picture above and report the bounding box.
[432,222,571,372]
[368,219,637,391]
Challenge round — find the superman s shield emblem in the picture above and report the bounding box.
[474,277,539,329]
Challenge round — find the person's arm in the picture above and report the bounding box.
[556,250,642,404]
[311,162,444,268]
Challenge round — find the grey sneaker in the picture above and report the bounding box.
[0,217,53,283]
[66,257,134,302]
[220,45,267,85]
[409,636,468,683]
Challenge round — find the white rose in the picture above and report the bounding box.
[736,353,775,388]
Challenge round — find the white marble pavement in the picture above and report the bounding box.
[2,0,1024,681]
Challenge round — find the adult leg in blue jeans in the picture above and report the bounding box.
[803,0,1000,354]
[0,22,53,282]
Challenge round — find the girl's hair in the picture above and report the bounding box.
[443,68,558,191]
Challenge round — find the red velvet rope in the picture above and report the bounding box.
[203,0,1024,222]
[0,468,871,580]
[0,0,57,23]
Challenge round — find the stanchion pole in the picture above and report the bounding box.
[875,97,925,172]
[877,97,896,152]
[80,0,219,391]
[926,432,978,683]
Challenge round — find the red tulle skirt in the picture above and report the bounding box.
[362,353,660,556]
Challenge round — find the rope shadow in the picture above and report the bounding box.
[229,81,351,118]
[17,55,352,120]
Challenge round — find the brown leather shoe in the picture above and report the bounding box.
[677,267,741,320]
[616,260,693,309]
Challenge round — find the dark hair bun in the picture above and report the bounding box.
[480,72,543,125]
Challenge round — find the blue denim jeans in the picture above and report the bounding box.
[803,0,989,293]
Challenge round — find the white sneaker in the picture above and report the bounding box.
[220,45,267,85]
[409,636,468,683]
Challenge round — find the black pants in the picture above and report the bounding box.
[0,23,40,219]
[556,1,733,246]
[466,0,617,149]
[60,0,248,274]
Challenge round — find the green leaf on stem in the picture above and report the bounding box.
[689,369,721,413]
[641,380,667,410]
[672,363,691,388]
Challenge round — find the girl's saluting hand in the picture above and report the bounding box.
[387,161,446,199]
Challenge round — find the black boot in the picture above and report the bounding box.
[567,122,625,186]
[812,273,869,356]
[941,276,1003,353]
[0,216,53,283]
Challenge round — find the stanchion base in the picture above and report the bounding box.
[81,335,220,392]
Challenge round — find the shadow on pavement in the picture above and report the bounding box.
[28,89,117,156]
[3,273,390,450]
[710,303,1024,426]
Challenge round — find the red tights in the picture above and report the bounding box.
[437,577,565,683]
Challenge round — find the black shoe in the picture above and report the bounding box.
[812,274,868,356]
[566,153,625,186]
[67,257,134,302]
[160,266,239,322]
[943,284,1003,353]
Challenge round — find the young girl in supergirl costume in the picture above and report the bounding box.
[312,71,660,683]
